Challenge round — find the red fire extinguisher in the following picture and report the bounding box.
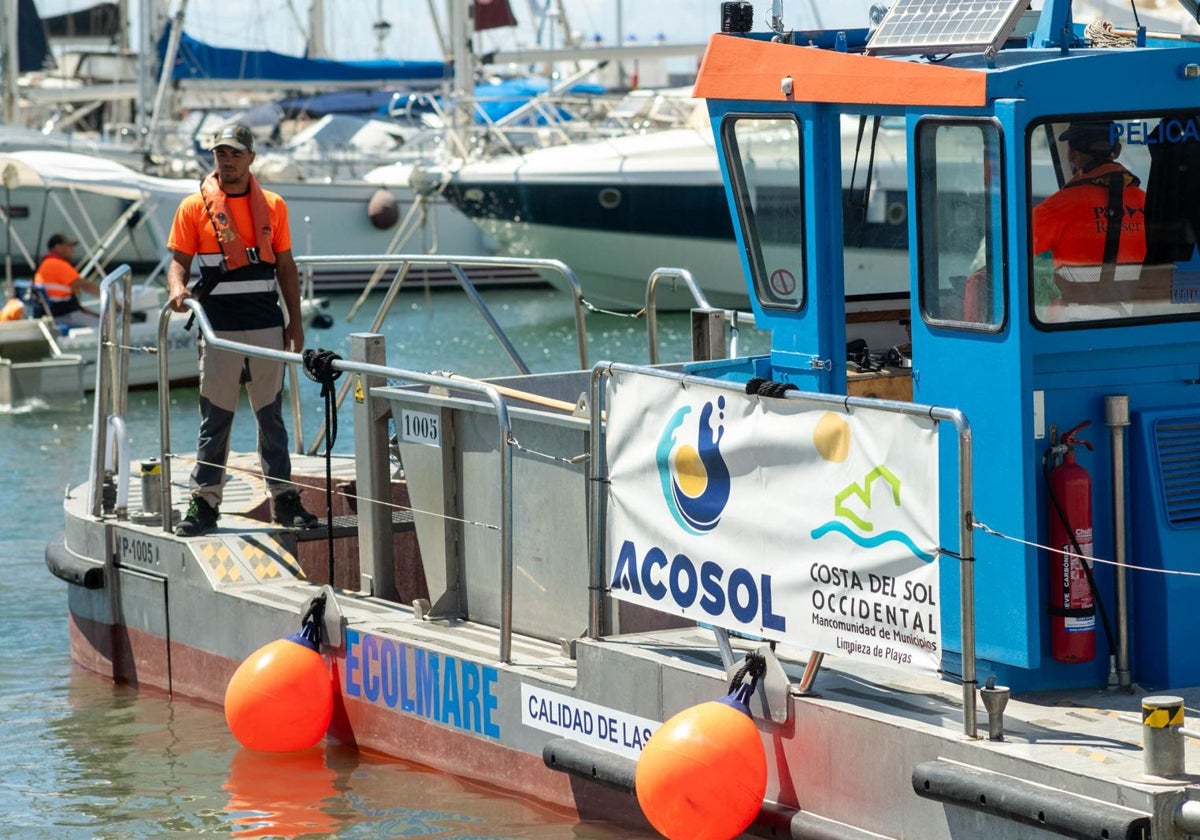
[1047,421,1096,664]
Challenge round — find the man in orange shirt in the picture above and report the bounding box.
[33,233,102,327]
[1032,121,1147,320]
[166,123,316,536]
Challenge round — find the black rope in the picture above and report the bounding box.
[299,591,327,649]
[302,349,343,586]
[727,651,768,696]
[745,377,798,398]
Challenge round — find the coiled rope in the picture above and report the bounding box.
[745,377,798,398]
[299,590,327,649]
[1085,19,1133,48]
[302,349,343,585]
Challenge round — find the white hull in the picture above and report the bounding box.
[474,219,751,310]
[0,318,84,410]
[446,120,913,311]
[476,218,912,313]
[58,311,200,389]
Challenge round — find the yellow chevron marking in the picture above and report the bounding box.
[1144,704,1185,728]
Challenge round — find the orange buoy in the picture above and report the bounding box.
[224,626,334,752]
[635,686,767,840]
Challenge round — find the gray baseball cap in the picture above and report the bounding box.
[208,123,255,152]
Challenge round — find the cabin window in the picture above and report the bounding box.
[916,120,1005,330]
[1028,114,1200,327]
[723,116,804,310]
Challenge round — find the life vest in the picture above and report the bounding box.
[171,174,286,332]
[200,172,276,270]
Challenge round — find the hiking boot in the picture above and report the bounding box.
[273,489,318,529]
[175,495,219,536]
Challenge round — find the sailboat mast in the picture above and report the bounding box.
[2,0,18,124]
[135,0,155,140]
[448,0,475,137]
[308,0,328,58]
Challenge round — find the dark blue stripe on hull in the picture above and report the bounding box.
[443,182,909,251]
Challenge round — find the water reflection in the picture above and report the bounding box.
[224,747,341,837]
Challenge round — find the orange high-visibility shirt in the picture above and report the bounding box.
[1032,163,1146,268]
[33,253,81,302]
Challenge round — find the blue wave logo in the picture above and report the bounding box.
[811,466,935,563]
[656,397,730,535]
[810,522,936,562]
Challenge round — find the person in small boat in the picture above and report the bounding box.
[33,233,102,327]
[1031,120,1147,321]
[165,123,318,537]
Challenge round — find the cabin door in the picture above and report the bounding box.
[721,112,840,391]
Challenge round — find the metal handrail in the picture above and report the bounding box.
[155,300,522,663]
[644,266,757,365]
[88,265,134,518]
[294,253,589,455]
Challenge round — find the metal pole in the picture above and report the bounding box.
[954,410,979,739]
[351,333,396,600]
[135,0,154,141]
[146,7,187,160]
[587,365,608,639]
[1105,394,1133,690]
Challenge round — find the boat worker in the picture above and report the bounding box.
[1031,120,1148,321]
[33,233,102,327]
[165,122,318,537]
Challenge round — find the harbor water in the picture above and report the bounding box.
[0,286,765,839]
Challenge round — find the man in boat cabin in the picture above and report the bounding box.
[33,233,102,327]
[1031,120,1148,321]
[165,122,317,536]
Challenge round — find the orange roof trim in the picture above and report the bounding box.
[694,34,987,108]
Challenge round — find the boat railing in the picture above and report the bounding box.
[88,267,977,732]
[294,253,590,455]
[150,298,528,661]
[292,254,755,454]
[138,300,767,670]
[88,265,137,518]
[643,266,758,364]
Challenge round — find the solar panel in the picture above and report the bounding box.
[866,0,1030,57]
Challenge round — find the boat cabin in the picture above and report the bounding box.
[692,0,1200,692]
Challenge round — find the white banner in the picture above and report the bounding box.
[604,370,942,672]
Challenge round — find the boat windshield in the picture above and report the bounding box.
[723,116,805,309]
[1028,113,1200,327]
[916,119,1005,330]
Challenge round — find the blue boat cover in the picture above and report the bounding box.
[163,28,447,84]
[17,0,54,72]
